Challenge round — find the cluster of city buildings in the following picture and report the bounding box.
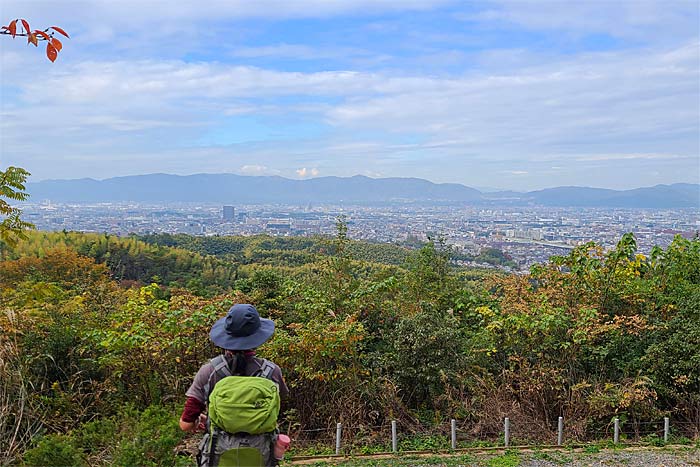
[21,201,699,271]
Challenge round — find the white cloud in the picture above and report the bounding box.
[0,1,453,39]
[296,167,319,177]
[2,40,698,188]
[574,153,688,162]
[326,42,699,158]
[231,43,372,60]
[1,1,697,190]
[0,0,457,70]
[464,0,698,40]
[9,61,389,105]
[239,164,269,175]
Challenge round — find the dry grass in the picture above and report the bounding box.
[0,310,44,464]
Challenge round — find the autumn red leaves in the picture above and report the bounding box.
[2,19,69,62]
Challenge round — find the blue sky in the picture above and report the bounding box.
[1,0,698,191]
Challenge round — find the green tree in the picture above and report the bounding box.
[0,166,34,254]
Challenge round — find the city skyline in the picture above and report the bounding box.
[1,1,698,191]
[21,200,700,271]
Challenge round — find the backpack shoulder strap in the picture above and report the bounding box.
[212,354,234,378]
[204,355,233,402]
[253,358,276,380]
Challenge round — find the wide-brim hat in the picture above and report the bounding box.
[209,304,275,350]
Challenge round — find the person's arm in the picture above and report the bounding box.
[179,418,196,432]
[179,396,206,432]
[180,363,213,432]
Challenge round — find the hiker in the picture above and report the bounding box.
[180,303,289,466]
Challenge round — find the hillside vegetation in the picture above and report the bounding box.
[1,227,698,465]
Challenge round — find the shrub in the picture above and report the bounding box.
[23,433,85,467]
[113,405,184,467]
[74,417,118,453]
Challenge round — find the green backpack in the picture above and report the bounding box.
[197,356,282,467]
[209,375,280,435]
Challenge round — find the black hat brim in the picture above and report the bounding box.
[209,316,275,350]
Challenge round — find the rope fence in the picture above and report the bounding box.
[285,416,700,456]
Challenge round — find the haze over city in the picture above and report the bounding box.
[1,0,698,191]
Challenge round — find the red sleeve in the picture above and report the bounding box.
[181,396,206,423]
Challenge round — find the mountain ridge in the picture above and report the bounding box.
[26,173,700,208]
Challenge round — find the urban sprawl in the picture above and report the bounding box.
[22,202,699,272]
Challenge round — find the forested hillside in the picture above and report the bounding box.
[1,228,698,466]
[138,232,413,267]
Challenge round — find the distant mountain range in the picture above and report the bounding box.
[26,174,700,208]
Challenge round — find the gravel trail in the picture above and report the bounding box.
[290,446,700,466]
[516,448,700,467]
